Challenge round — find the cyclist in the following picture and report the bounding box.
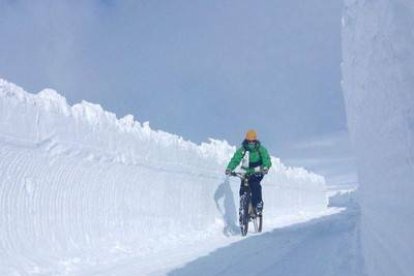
[225,129,272,215]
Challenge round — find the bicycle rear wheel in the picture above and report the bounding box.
[251,214,263,233]
[257,215,263,233]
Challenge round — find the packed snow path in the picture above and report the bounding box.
[76,207,360,276]
[169,208,361,276]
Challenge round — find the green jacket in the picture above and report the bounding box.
[226,141,272,174]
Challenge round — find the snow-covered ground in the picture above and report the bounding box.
[0,79,330,275]
[169,207,361,276]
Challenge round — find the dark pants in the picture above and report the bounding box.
[239,174,263,208]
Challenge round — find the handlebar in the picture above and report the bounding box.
[229,170,264,179]
[230,171,245,179]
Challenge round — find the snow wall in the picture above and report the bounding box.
[342,1,414,275]
[0,79,327,274]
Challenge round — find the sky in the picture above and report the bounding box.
[0,0,356,186]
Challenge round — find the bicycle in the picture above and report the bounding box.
[230,171,263,236]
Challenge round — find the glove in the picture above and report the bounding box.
[262,167,269,175]
[225,169,231,176]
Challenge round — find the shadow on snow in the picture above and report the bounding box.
[214,177,240,236]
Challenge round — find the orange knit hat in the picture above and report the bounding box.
[245,129,257,141]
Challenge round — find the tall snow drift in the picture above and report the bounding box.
[0,79,327,274]
[342,1,414,275]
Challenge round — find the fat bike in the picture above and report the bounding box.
[230,171,263,236]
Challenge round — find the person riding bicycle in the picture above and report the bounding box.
[225,129,272,215]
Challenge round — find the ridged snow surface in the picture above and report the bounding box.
[342,1,414,275]
[0,79,327,274]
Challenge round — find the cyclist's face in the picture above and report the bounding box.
[246,141,256,150]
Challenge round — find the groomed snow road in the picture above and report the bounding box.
[78,207,361,276]
[170,208,361,276]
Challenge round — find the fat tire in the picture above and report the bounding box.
[258,215,263,233]
[241,222,248,236]
[239,192,250,237]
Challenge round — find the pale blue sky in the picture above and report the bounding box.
[0,0,355,185]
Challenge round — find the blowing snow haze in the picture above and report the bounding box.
[0,0,353,185]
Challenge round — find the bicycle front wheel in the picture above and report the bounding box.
[239,193,250,236]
